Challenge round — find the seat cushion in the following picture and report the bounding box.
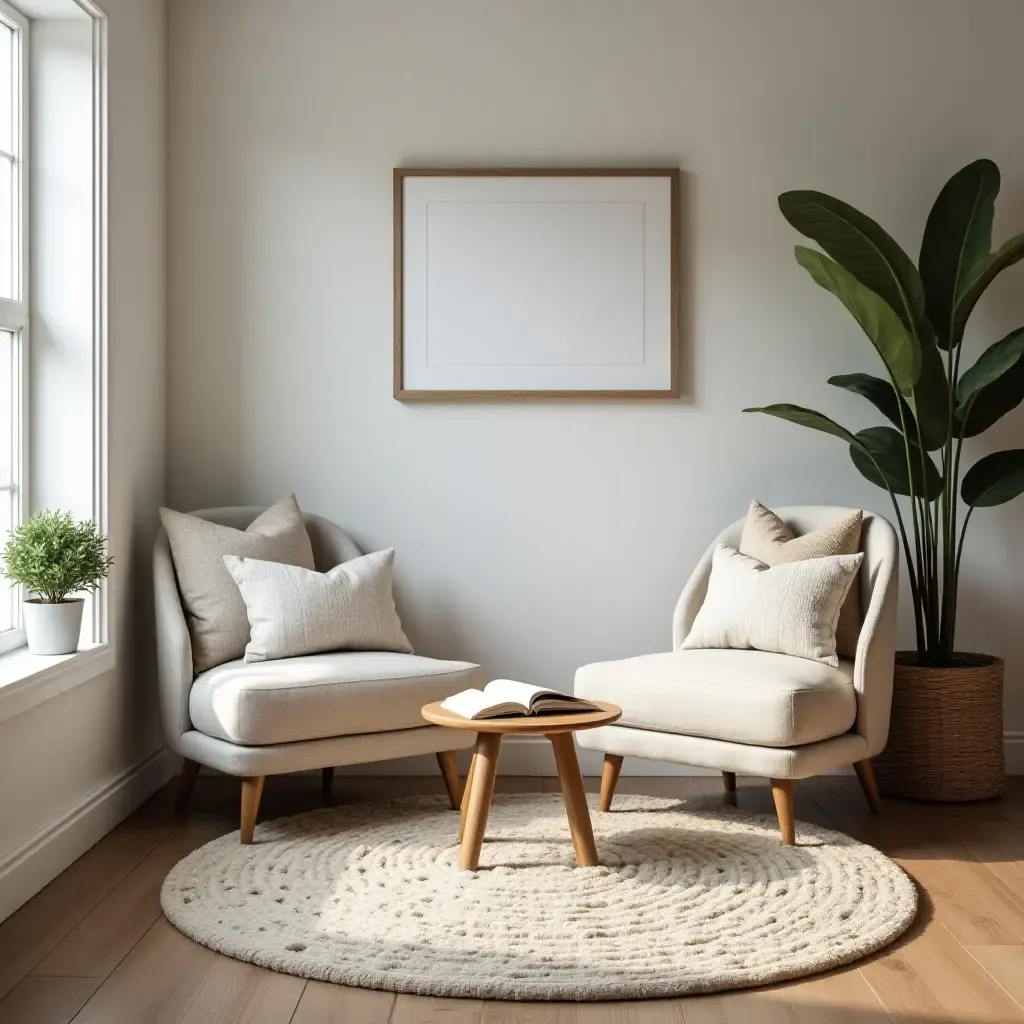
[189,652,483,746]
[574,649,856,748]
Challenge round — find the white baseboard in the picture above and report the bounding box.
[0,746,178,924]
[1005,731,1024,775]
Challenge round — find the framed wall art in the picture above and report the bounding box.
[394,168,680,400]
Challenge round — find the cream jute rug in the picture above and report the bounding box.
[161,793,917,1001]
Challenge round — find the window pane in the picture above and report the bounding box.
[0,155,11,299]
[0,330,12,633]
[0,23,11,155]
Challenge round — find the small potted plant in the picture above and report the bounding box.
[2,510,113,655]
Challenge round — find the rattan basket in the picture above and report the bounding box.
[873,652,1004,801]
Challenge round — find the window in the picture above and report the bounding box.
[0,0,26,653]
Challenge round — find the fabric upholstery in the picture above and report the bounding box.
[189,651,482,746]
[575,649,856,748]
[224,549,413,663]
[671,507,898,758]
[681,545,862,667]
[160,495,315,674]
[576,724,870,780]
[740,500,863,658]
[178,724,476,777]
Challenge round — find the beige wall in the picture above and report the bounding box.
[166,1,1024,744]
[0,0,166,918]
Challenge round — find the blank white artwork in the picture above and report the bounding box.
[398,173,676,395]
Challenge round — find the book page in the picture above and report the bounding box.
[440,689,492,719]
[484,679,552,707]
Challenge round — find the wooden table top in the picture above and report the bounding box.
[421,699,621,735]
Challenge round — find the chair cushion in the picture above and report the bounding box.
[574,649,856,748]
[189,652,483,746]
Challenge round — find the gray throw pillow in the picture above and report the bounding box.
[160,495,315,674]
[223,548,414,663]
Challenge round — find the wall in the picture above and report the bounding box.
[166,0,1024,758]
[0,0,166,921]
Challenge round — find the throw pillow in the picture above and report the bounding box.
[223,548,414,663]
[160,494,316,674]
[740,500,864,658]
[682,544,863,667]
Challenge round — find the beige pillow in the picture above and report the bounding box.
[223,549,413,663]
[160,495,315,674]
[682,545,863,667]
[740,500,864,658]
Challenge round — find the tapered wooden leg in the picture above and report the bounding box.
[722,770,737,793]
[436,750,462,810]
[457,751,478,844]
[173,758,201,814]
[853,758,882,814]
[599,754,623,812]
[550,732,600,867]
[321,766,334,800]
[458,734,501,871]
[770,778,796,845]
[240,775,265,845]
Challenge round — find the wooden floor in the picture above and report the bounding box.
[1,771,1024,1024]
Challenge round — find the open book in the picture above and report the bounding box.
[440,679,600,720]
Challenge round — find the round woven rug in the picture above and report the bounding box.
[161,793,916,1001]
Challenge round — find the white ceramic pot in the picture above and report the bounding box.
[23,598,84,655]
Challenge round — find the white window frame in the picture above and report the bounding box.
[0,0,27,656]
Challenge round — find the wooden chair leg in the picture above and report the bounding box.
[436,750,462,810]
[770,778,796,845]
[240,776,265,845]
[853,758,882,814]
[599,754,623,812]
[174,758,201,814]
[722,770,737,793]
[321,766,334,801]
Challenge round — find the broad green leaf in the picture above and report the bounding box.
[957,328,1024,437]
[779,191,925,334]
[919,159,999,349]
[742,404,864,448]
[849,426,943,500]
[828,373,908,429]
[952,232,1024,345]
[907,326,951,451]
[795,246,921,394]
[962,449,1024,507]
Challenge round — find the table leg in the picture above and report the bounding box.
[458,733,501,871]
[549,732,600,867]
[457,750,478,843]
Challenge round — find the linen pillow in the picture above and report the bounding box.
[740,500,864,658]
[682,544,863,668]
[160,494,315,674]
[223,548,414,663]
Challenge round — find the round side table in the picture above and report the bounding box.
[421,700,622,871]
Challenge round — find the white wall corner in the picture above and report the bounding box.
[0,745,177,923]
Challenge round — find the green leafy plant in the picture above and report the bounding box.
[746,159,1024,666]
[2,510,113,604]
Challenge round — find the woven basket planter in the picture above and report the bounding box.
[874,652,1004,802]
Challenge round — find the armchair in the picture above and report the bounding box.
[574,507,898,843]
[154,506,481,842]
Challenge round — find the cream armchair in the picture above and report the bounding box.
[154,506,481,842]
[574,507,898,843]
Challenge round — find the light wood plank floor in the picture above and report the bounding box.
[1,771,1023,1023]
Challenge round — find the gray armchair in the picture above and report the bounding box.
[154,506,481,842]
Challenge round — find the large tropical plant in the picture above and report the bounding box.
[746,159,1024,667]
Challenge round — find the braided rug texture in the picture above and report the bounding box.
[161,793,917,1001]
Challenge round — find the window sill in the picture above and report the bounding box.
[0,642,113,726]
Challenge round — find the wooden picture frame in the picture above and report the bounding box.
[394,167,680,400]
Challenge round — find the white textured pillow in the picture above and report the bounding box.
[682,545,863,667]
[160,494,315,674]
[223,548,413,663]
